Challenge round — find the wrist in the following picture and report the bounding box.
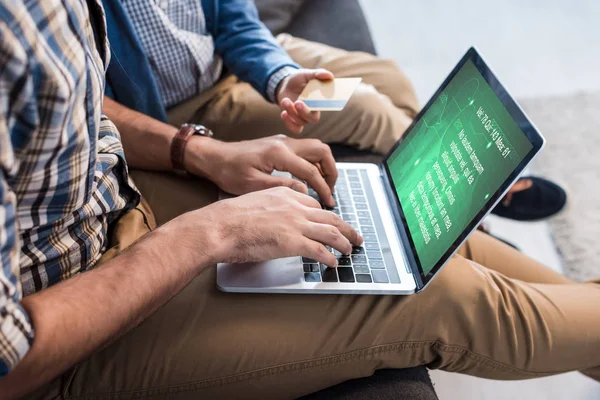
[269,66,298,104]
[182,135,223,179]
[275,76,290,105]
[159,208,223,268]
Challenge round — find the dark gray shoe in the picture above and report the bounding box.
[492,177,567,221]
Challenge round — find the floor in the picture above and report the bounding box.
[358,0,600,398]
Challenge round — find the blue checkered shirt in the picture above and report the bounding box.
[0,0,139,376]
[123,0,296,107]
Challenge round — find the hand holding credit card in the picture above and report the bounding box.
[298,78,362,111]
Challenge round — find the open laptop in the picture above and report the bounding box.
[217,47,545,295]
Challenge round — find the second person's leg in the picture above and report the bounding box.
[168,35,419,154]
[457,230,573,284]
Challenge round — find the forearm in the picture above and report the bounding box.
[103,96,178,171]
[0,215,218,399]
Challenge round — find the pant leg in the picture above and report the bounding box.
[167,34,419,154]
[457,230,573,284]
[457,230,600,381]
[29,173,600,400]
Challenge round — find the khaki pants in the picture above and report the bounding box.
[167,34,420,154]
[31,36,600,399]
[31,169,600,400]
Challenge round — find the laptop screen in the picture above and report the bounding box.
[385,58,534,279]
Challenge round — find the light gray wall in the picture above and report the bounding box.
[359,0,600,102]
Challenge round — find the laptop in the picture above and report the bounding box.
[217,47,545,295]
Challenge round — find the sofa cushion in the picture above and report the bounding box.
[254,0,307,35]
[286,0,377,55]
[299,368,439,400]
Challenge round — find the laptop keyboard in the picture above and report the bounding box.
[303,168,393,284]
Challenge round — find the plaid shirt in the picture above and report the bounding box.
[123,0,296,107]
[0,0,139,376]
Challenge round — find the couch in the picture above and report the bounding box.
[253,0,439,399]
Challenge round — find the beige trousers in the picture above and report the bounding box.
[167,34,420,154]
[31,168,600,400]
[30,35,600,400]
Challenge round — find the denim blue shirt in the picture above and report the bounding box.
[104,0,300,121]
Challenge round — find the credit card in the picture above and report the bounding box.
[298,77,362,111]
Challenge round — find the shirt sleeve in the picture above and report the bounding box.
[209,0,300,101]
[266,66,298,104]
[0,21,35,378]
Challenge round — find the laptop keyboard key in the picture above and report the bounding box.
[342,214,356,222]
[353,264,369,274]
[367,250,383,259]
[351,246,365,255]
[356,274,372,283]
[371,269,389,283]
[337,194,351,201]
[302,257,316,263]
[304,272,321,282]
[337,267,355,282]
[360,225,375,232]
[355,203,368,210]
[358,218,372,226]
[364,242,380,250]
[357,211,370,218]
[337,257,352,266]
[363,234,378,242]
[353,196,366,203]
[321,264,338,282]
[302,263,319,273]
[369,260,385,269]
[351,255,367,264]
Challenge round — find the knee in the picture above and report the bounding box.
[345,85,413,153]
[346,84,388,121]
[424,257,494,316]
[372,58,420,117]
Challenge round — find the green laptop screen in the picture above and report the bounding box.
[386,60,533,275]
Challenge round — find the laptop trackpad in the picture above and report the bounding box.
[217,257,302,290]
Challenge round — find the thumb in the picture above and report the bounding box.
[255,173,308,194]
[303,68,334,82]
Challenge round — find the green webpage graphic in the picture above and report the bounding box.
[387,60,533,275]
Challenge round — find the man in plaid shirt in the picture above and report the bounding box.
[1,1,599,399]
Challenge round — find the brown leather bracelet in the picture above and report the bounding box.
[170,123,213,172]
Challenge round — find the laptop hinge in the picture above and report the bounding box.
[378,164,425,291]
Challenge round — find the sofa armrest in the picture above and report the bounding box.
[253,0,307,35]
[299,368,439,400]
[286,0,377,55]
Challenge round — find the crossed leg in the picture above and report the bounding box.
[30,171,599,400]
[167,34,420,154]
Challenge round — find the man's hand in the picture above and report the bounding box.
[200,187,363,267]
[185,135,338,207]
[277,68,335,134]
